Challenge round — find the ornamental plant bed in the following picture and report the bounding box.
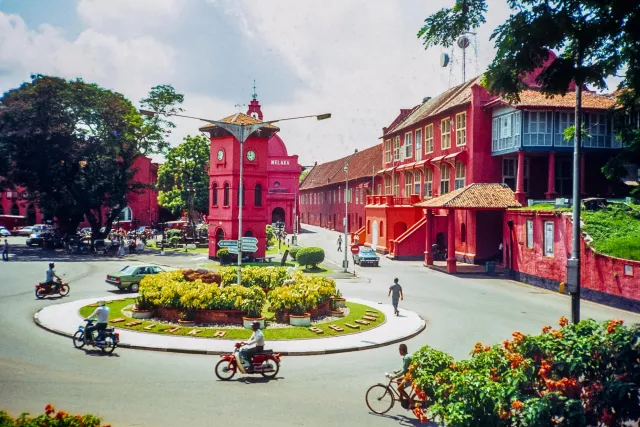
[0,404,111,426]
[79,299,385,340]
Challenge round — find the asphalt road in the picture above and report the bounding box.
[1,229,639,427]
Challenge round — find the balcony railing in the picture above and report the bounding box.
[366,194,421,206]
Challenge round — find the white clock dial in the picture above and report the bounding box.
[217,150,224,161]
[246,150,256,161]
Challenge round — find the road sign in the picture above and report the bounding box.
[241,237,258,244]
[350,245,359,254]
[218,240,238,248]
[241,244,258,252]
[228,247,239,254]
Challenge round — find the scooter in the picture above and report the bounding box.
[35,278,70,299]
[215,343,281,380]
[72,319,119,354]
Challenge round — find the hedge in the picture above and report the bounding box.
[296,247,325,268]
[289,247,300,260]
[217,266,289,290]
[267,273,336,315]
[0,404,109,426]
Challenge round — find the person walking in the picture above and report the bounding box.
[337,235,343,252]
[388,278,404,316]
[2,238,9,261]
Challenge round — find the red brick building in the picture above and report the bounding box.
[0,156,160,229]
[202,95,302,259]
[299,145,382,237]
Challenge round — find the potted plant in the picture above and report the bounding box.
[331,289,346,309]
[241,287,266,329]
[132,294,155,319]
[288,299,312,327]
[178,309,196,325]
[217,248,231,265]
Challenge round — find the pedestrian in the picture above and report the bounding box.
[2,238,9,261]
[118,239,125,257]
[388,277,404,316]
[337,235,342,252]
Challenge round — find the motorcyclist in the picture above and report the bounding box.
[84,301,110,344]
[43,262,61,292]
[390,343,412,405]
[240,322,264,369]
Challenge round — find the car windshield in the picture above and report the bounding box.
[360,248,375,254]
[119,265,138,275]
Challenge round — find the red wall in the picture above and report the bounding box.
[505,210,640,308]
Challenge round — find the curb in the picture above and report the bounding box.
[33,308,426,357]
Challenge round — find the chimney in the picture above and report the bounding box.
[422,96,431,103]
[382,126,388,134]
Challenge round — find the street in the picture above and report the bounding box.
[1,226,639,426]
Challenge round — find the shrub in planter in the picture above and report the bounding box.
[266,224,275,246]
[168,236,181,248]
[296,247,325,268]
[289,247,300,260]
[0,404,109,426]
[407,317,640,425]
[217,248,231,265]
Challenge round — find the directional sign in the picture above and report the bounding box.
[241,244,258,253]
[241,237,258,244]
[228,247,239,254]
[218,240,238,248]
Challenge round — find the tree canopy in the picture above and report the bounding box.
[157,134,210,216]
[0,75,183,236]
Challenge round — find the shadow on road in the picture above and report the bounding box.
[81,349,121,357]
[367,412,435,426]
[6,245,202,263]
[238,376,284,384]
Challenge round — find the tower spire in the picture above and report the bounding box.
[247,79,263,120]
[252,79,258,100]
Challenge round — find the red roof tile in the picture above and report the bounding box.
[415,183,521,209]
[199,112,279,132]
[300,145,382,190]
[493,89,616,110]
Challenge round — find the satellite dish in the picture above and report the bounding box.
[457,36,470,49]
[440,53,450,67]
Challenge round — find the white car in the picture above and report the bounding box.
[0,227,11,237]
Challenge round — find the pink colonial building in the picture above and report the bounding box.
[201,94,302,259]
[299,145,382,239]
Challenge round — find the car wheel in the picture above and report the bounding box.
[130,282,139,293]
[375,262,379,267]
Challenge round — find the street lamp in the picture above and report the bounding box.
[343,162,349,273]
[185,178,196,252]
[140,109,331,285]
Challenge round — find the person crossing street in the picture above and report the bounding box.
[388,278,404,316]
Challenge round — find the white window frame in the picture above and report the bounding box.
[454,161,466,190]
[543,221,554,257]
[415,129,423,161]
[404,132,413,159]
[441,118,451,149]
[393,136,401,161]
[440,165,450,194]
[393,173,400,196]
[526,218,534,249]
[424,168,433,197]
[455,112,467,146]
[384,176,391,195]
[377,183,382,195]
[425,124,434,153]
[413,170,422,196]
[404,171,414,196]
[385,139,392,163]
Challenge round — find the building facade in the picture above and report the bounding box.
[299,145,382,238]
[202,95,302,259]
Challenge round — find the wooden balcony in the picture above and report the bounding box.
[366,194,421,206]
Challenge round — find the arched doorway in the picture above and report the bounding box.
[393,222,408,238]
[10,203,19,216]
[244,230,254,237]
[372,220,379,250]
[215,228,225,256]
[26,204,37,225]
[436,232,446,252]
[271,207,285,224]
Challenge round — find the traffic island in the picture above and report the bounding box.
[34,296,425,355]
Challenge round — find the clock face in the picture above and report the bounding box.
[217,149,224,161]
[246,150,256,161]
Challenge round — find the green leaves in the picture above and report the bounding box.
[417,0,487,49]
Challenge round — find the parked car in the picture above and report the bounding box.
[0,227,11,237]
[16,226,34,236]
[26,232,45,247]
[105,265,165,292]
[353,247,380,267]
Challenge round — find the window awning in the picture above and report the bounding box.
[443,150,467,162]
[414,160,429,168]
[397,162,416,171]
[430,155,445,163]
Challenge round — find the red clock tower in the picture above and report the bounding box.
[201,111,280,260]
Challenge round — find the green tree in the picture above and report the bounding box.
[299,169,310,183]
[157,135,210,216]
[0,75,183,237]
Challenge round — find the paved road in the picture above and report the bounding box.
[1,227,639,426]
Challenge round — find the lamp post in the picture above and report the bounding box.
[186,178,196,252]
[343,162,349,273]
[140,109,331,285]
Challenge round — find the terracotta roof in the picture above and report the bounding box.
[415,183,522,209]
[300,145,382,190]
[496,89,616,110]
[199,112,279,132]
[387,76,482,136]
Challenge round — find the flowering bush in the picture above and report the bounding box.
[408,318,640,426]
[0,404,110,426]
[267,274,336,315]
[217,266,290,290]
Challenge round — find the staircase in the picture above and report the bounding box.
[389,217,426,260]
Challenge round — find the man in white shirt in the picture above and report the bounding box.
[240,322,265,368]
[84,301,110,344]
[44,263,61,292]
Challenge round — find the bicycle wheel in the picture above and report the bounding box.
[366,384,394,415]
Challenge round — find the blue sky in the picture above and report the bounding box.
[0,0,519,164]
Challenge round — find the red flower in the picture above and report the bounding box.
[542,325,552,333]
[44,404,55,415]
[607,319,623,334]
[559,316,569,327]
[55,411,68,420]
[511,400,524,410]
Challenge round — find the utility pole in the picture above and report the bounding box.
[568,82,583,323]
[343,162,349,273]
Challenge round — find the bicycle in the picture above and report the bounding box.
[365,373,424,415]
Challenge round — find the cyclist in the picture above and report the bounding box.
[390,343,412,405]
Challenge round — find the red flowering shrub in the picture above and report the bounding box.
[0,404,109,426]
[409,318,640,426]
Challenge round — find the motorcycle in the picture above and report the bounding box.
[35,278,70,299]
[72,319,119,354]
[215,343,281,380]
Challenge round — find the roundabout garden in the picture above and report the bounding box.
[79,267,385,340]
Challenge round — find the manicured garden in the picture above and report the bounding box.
[79,267,384,340]
[582,203,640,261]
[0,404,110,427]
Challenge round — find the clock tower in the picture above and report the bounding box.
[201,110,279,260]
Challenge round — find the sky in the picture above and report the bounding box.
[0,0,535,166]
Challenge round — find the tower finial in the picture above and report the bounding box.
[252,79,257,100]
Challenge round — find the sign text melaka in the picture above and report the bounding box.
[270,159,290,166]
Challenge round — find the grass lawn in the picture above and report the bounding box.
[513,203,571,211]
[582,204,640,261]
[266,244,291,255]
[79,299,385,340]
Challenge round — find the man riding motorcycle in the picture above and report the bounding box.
[84,301,110,344]
[239,322,264,369]
[43,262,62,292]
